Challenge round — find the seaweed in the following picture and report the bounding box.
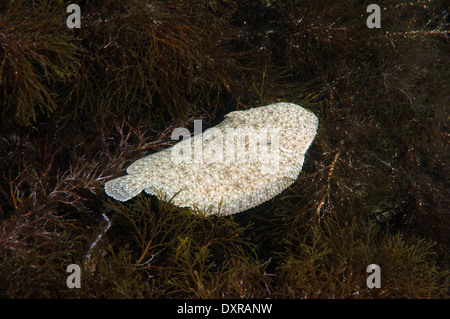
[275,215,449,298]
[0,1,82,128]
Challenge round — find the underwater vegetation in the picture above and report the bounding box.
[0,0,449,298]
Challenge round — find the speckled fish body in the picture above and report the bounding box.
[105,102,319,215]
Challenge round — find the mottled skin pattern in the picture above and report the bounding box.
[105,102,319,215]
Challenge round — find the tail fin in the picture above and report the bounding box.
[104,174,145,202]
